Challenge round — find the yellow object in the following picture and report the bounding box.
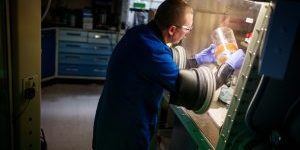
[211,27,238,65]
[215,42,238,65]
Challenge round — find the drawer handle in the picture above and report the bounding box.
[66,44,81,48]
[66,68,79,71]
[94,57,109,61]
[66,33,81,36]
[95,46,109,49]
[94,35,109,39]
[65,56,81,59]
[93,69,105,72]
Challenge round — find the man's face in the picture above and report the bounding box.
[171,13,193,45]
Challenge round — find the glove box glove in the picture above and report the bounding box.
[171,69,199,110]
[195,44,216,64]
[171,66,216,114]
[226,49,245,70]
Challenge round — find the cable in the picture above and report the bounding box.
[41,0,52,22]
[244,75,269,133]
[13,98,31,121]
[13,84,36,121]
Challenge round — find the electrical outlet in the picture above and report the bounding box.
[22,75,39,99]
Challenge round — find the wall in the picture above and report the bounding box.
[11,0,41,149]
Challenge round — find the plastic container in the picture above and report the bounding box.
[211,27,238,65]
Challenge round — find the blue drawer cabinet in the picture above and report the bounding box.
[59,30,88,42]
[42,29,56,79]
[88,32,110,44]
[59,53,110,65]
[59,42,112,55]
[57,28,116,79]
[41,28,117,81]
[58,64,107,77]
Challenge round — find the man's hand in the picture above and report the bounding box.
[195,44,216,64]
[226,49,245,70]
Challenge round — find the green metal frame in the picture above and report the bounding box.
[171,105,213,150]
[217,3,272,149]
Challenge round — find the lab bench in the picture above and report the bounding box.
[42,27,121,81]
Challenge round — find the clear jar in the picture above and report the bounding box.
[211,27,238,65]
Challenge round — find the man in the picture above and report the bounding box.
[92,0,244,149]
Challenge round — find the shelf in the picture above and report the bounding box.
[129,8,150,12]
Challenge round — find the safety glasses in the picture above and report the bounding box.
[175,25,193,32]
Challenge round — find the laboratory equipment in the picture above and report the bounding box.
[211,27,238,65]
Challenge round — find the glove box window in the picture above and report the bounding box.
[168,1,270,149]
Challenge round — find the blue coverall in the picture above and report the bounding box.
[92,21,179,150]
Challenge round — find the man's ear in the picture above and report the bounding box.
[168,25,177,36]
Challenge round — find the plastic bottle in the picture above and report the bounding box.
[211,27,238,65]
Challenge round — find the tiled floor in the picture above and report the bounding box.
[41,83,172,150]
[41,83,102,150]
